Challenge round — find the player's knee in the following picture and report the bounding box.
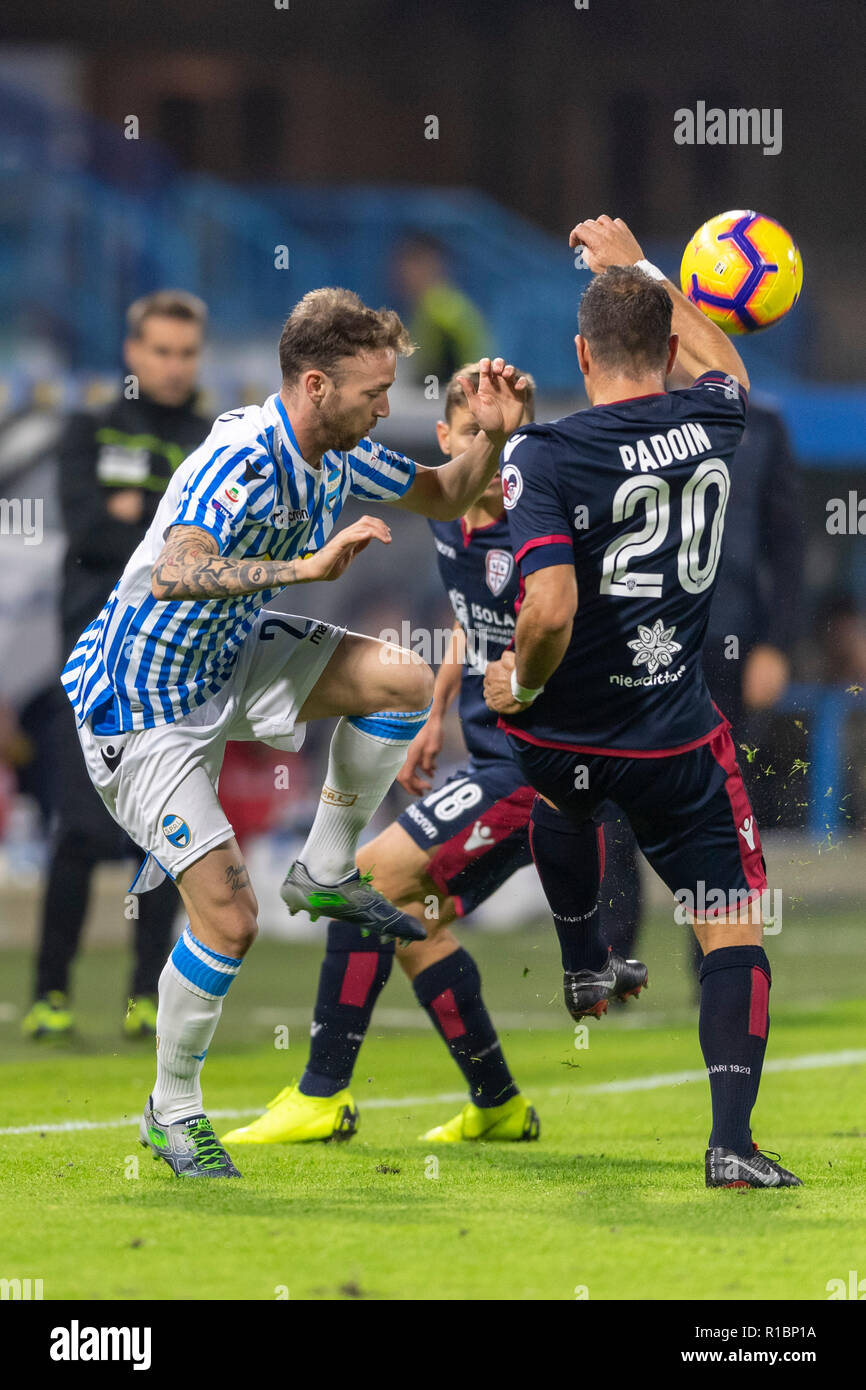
[210,879,259,955]
[382,651,434,712]
[397,925,458,977]
[216,904,259,957]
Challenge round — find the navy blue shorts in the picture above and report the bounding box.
[397,759,534,917]
[508,722,767,921]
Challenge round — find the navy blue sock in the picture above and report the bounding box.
[699,945,771,1154]
[412,949,518,1108]
[596,816,642,960]
[529,798,607,972]
[299,920,394,1098]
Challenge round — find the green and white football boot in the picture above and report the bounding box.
[139,1097,242,1178]
[280,860,426,943]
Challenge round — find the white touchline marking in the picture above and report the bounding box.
[1,1048,864,1137]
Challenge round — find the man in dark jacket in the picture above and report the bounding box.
[597,397,804,973]
[23,290,210,1038]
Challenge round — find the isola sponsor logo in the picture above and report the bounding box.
[162,813,191,848]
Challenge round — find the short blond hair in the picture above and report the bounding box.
[126,289,208,338]
[279,288,415,383]
[444,362,536,423]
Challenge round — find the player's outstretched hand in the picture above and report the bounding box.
[302,515,391,582]
[483,650,525,715]
[397,716,444,795]
[568,215,644,274]
[459,357,528,441]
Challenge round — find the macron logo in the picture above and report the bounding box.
[464,821,494,853]
[739,816,756,851]
[50,1321,151,1371]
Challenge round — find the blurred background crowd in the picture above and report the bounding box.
[0,0,864,983]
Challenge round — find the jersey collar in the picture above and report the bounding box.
[273,393,302,454]
[592,391,667,407]
[460,510,506,546]
[270,393,333,486]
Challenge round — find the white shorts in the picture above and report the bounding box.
[77,610,345,891]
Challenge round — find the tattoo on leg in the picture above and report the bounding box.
[225,863,250,896]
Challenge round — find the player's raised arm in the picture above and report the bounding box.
[150,515,392,599]
[390,358,528,520]
[569,216,750,392]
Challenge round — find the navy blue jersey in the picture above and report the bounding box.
[429,514,519,762]
[500,371,749,754]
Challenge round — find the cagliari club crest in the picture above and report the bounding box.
[485,548,514,597]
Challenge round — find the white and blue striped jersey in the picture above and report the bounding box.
[62,393,417,733]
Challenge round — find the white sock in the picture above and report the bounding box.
[300,709,430,883]
[151,925,242,1124]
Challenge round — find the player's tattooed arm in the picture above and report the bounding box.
[150,527,303,600]
[151,516,393,600]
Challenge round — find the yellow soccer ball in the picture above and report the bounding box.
[680,210,803,334]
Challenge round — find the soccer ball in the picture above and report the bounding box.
[680,210,803,334]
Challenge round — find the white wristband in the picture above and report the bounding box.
[635,258,667,282]
[511,668,544,705]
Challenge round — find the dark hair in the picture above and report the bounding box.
[279,288,414,383]
[126,289,207,338]
[444,362,536,423]
[578,266,673,373]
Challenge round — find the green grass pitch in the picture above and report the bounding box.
[1,907,864,1301]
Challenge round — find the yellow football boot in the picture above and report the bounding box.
[21,991,74,1039]
[221,1083,358,1145]
[421,1094,540,1143]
